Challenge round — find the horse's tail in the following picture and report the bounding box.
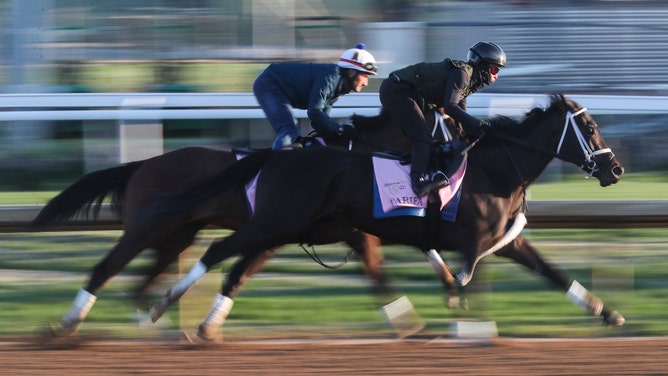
[155,148,275,215]
[31,161,144,228]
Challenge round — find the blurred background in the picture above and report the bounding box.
[0,0,667,188]
[0,0,667,339]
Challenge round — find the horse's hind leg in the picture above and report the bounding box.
[134,221,206,307]
[496,235,625,326]
[55,231,160,336]
[197,247,278,340]
[55,249,141,335]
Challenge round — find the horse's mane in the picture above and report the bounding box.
[488,93,566,136]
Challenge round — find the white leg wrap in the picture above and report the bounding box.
[380,296,425,338]
[426,249,447,276]
[382,296,414,321]
[458,213,527,286]
[566,280,603,316]
[198,294,234,341]
[201,294,234,329]
[170,261,207,299]
[62,288,97,323]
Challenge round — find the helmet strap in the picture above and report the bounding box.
[472,65,488,86]
[340,69,357,93]
[481,69,491,85]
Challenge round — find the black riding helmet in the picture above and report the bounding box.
[467,41,506,85]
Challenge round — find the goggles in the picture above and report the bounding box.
[339,58,378,73]
[488,65,501,75]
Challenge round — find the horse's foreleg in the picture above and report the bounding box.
[496,236,625,326]
[566,280,625,326]
[198,248,277,341]
[343,231,425,337]
[425,249,460,309]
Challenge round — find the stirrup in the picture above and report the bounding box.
[431,170,450,186]
[412,176,447,197]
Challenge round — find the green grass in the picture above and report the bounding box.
[69,62,267,93]
[1,173,667,339]
[528,172,668,200]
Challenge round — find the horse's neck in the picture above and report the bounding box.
[472,134,557,193]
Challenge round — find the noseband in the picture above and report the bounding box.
[556,107,614,178]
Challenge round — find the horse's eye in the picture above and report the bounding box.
[582,122,595,135]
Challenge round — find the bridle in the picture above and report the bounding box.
[556,107,613,178]
[492,106,613,178]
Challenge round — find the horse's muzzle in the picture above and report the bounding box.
[597,160,624,187]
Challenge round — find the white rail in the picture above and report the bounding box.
[2,93,668,122]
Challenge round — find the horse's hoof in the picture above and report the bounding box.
[42,319,80,338]
[197,324,219,342]
[605,311,626,326]
[182,330,219,346]
[149,300,169,323]
[32,323,88,349]
[447,296,460,310]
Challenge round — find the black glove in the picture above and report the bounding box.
[338,124,361,142]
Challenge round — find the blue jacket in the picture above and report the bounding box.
[263,62,345,135]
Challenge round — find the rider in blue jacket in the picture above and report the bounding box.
[253,44,378,150]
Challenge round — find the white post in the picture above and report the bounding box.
[118,97,166,163]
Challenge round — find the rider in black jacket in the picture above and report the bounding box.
[379,41,507,197]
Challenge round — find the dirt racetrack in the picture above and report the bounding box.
[2,336,668,375]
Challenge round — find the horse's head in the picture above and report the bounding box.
[555,95,624,187]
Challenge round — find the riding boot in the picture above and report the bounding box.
[410,142,448,197]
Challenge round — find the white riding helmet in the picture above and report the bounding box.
[337,43,378,75]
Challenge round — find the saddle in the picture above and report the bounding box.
[375,139,468,186]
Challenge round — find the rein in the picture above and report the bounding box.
[300,243,355,269]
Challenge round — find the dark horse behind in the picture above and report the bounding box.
[32,109,435,338]
[148,94,625,341]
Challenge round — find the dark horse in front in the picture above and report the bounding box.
[148,94,625,340]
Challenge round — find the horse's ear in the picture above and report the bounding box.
[550,93,566,109]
